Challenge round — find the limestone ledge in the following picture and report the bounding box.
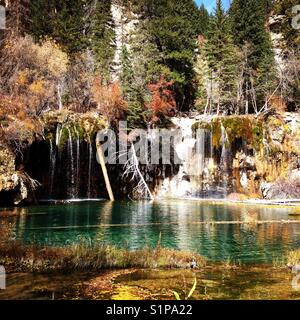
[0,110,108,205]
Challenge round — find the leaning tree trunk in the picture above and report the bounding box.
[95,135,115,201]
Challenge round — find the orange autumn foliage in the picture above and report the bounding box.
[0,94,43,148]
[147,76,176,123]
[92,77,127,122]
[268,95,287,113]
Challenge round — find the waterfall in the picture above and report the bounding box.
[44,122,103,201]
[220,124,230,197]
[157,117,214,198]
[55,124,62,147]
[49,139,56,198]
[156,116,225,199]
[194,128,214,197]
[67,128,76,199]
[87,140,93,199]
[74,127,80,197]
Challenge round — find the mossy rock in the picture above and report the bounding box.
[42,110,107,149]
[192,122,212,131]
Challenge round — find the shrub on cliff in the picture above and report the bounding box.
[0,36,69,152]
[0,35,69,115]
[91,77,128,124]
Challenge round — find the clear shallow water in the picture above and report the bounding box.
[2,200,300,264]
[1,267,300,300]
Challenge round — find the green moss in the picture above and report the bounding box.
[42,111,107,151]
[252,122,264,151]
[211,119,222,148]
[192,122,212,132]
[222,117,254,144]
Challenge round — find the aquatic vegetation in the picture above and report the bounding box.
[0,236,206,273]
[287,250,300,267]
[173,278,197,300]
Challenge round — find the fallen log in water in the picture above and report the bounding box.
[26,220,300,230]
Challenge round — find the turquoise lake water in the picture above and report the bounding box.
[2,200,300,264]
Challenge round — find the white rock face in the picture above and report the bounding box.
[240,171,248,190]
[110,2,139,81]
[156,117,214,199]
[269,15,287,73]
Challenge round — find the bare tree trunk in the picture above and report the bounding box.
[123,143,154,200]
[96,136,115,201]
[57,83,63,110]
[204,97,209,115]
[131,143,154,200]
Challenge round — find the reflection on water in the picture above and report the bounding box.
[2,200,300,264]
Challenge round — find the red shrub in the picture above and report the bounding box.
[146,76,176,123]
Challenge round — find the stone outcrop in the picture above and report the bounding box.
[1,109,300,204]
[0,143,35,205]
[0,110,108,205]
[156,112,300,200]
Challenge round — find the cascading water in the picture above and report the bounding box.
[49,139,56,198]
[156,117,215,198]
[74,127,80,197]
[220,124,231,197]
[87,140,93,199]
[194,127,214,197]
[67,128,76,199]
[55,124,62,147]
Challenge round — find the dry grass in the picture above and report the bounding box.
[0,221,206,272]
[286,250,300,267]
[0,241,206,273]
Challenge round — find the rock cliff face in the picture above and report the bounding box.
[0,110,108,205]
[155,112,300,200]
[110,1,139,80]
[1,111,300,205]
[0,142,38,205]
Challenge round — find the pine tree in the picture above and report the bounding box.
[204,0,239,114]
[229,0,276,112]
[88,0,115,80]
[30,0,87,53]
[197,3,210,36]
[140,0,199,110]
[230,0,274,69]
[120,45,146,128]
[129,21,165,88]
